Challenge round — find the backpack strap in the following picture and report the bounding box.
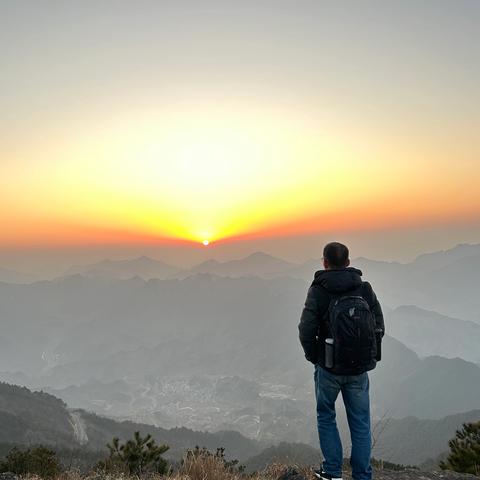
[324,294,341,337]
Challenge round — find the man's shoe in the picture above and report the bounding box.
[313,469,342,480]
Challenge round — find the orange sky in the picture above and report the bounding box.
[1,1,479,251]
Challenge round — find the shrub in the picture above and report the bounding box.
[440,421,480,476]
[97,431,169,475]
[371,457,417,470]
[0,446,61,478]
[178,446,244,480]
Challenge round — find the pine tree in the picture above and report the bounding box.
[440,421,480,476]
[0,446,60,478]
[100,431,169,475]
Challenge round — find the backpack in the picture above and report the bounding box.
[326,293,378,374]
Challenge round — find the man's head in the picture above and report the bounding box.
[323,242,350,270]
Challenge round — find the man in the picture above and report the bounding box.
[298,242,384,480]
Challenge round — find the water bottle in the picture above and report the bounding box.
[325,338,334,368]
[374,329,383,361]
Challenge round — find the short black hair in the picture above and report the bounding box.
[323,242,349,268]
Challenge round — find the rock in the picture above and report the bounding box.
[340,470,479,480]
[371,471,479,480]
[277,466,308,480]
[275,468,479,480]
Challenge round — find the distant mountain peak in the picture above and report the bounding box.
[413,242,480,266]
[194,259,222,267]
[240,251,293,265]
[171,251,296,280]
[133,255,153,262]
[245,251,276,259]
[64,255,180,280]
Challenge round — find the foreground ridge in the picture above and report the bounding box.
[275,469,478,480]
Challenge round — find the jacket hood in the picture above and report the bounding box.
[312,267,363,293]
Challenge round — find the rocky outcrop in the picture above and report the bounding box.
[366,472,478,480]
[276,469,479,480]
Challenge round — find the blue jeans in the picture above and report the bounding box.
[314,364,372,480]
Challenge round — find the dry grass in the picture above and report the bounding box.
[34,459,317,480]
[177,449,238,480]
[249,463,316,480]
[17,451,319,480]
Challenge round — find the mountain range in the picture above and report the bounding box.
[0,243,479,468]
[0,382,261,462]
[1,381,479,468]
[1,268,479,424]
[50,242,480,322]
[0,266,37,284]
[384,305,480,363]
[169,252,296,279]
[65,256,180,280]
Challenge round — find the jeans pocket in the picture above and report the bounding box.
[345,372,368,390]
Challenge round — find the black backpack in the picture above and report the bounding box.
[325,293,378,374]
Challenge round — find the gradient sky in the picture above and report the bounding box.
[1,0,479,269]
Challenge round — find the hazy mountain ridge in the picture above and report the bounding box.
[170,252,296,279]
[0,381,262,462]
[412,243,480,270]
[1,243,479,469]
[1,271,479,425]
[30,336,480,443]
[65,256,180,280]
[2,243,479,325]
[370,409,480,466]
[290,244,480,323]
[46,242,480,322]
[2,242,479,284]
[354,245,480,322]
[0,267,38,284]
[386,305,480,363]
[1,381,479,468]
[0,273,307,377]
[58,252,297,282]
[45,373,313,444]
[0,382,76,445]
[370,342,480,419]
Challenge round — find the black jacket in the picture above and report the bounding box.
[298,267,385,369]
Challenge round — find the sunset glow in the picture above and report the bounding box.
[1,2,479,250]
[1,100,478,248]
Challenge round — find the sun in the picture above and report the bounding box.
[202,240,210,246]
